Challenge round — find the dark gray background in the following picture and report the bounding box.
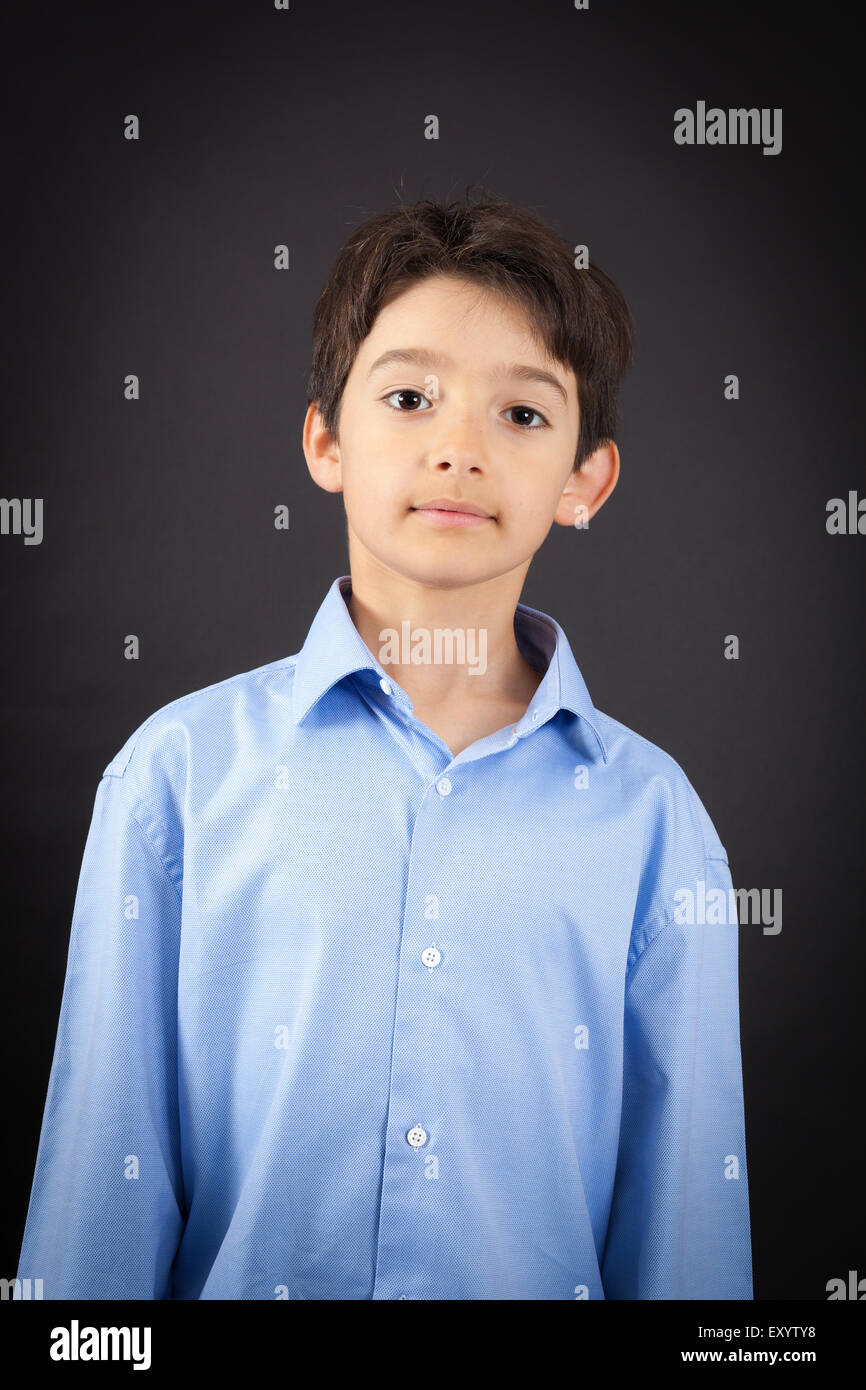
[3,0,863,1301]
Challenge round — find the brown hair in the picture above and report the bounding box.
[306,189,634,470]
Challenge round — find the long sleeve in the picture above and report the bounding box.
[601,853,753,1299]
[15,770,186,1299]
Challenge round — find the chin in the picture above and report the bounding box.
[403,553,497,585]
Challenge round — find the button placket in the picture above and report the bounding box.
[371,767,462,1299]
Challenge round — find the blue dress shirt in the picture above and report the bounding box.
[16,575,752,1300]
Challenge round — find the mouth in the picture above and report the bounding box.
[410,498,495,529]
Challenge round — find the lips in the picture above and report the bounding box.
[410,500,494,530]
[411,498,493,518]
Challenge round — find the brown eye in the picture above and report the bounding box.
[505,405,549,429]
[383,390,432,412]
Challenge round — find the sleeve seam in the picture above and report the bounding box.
[684,777,711,862]
[626,910,673,980]
[683,775,730,866]
[627,850,730,978]
[113,780,183,909]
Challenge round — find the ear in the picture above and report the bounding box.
[302,402,344,494]
[552,440,620,528]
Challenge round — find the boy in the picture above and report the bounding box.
[16,196,752,1300]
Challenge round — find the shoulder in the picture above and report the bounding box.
[101,653,300,789]
[592,706,729,864]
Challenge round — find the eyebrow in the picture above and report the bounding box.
[365,347,570,407]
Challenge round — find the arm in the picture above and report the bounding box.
[601,854,753,1299]
[15,771,185,1299]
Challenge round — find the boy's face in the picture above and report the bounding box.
[304,273,618,592]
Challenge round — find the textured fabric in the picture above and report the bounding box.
[16,574,753,1300]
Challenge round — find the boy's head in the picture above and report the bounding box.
[303,194,634,592]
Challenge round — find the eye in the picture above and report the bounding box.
[504,405,550,430]
[382,389,433,413]
[381,391,550,429]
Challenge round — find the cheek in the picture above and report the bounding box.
[507,481,558,530]
[343,464,403,523]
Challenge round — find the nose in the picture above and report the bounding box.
[426,415,488,477]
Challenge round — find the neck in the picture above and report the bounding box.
[343,567,543,710]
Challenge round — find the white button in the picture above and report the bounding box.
[532,711,540,721]
[379,677,393,695]
[512,725,520,737]
[407,1124,427,1148]
[436,777,452,797]
[421,945,441,968]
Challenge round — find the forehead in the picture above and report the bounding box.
[354,274,576,398]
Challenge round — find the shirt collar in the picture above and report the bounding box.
[291,575,607,762]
